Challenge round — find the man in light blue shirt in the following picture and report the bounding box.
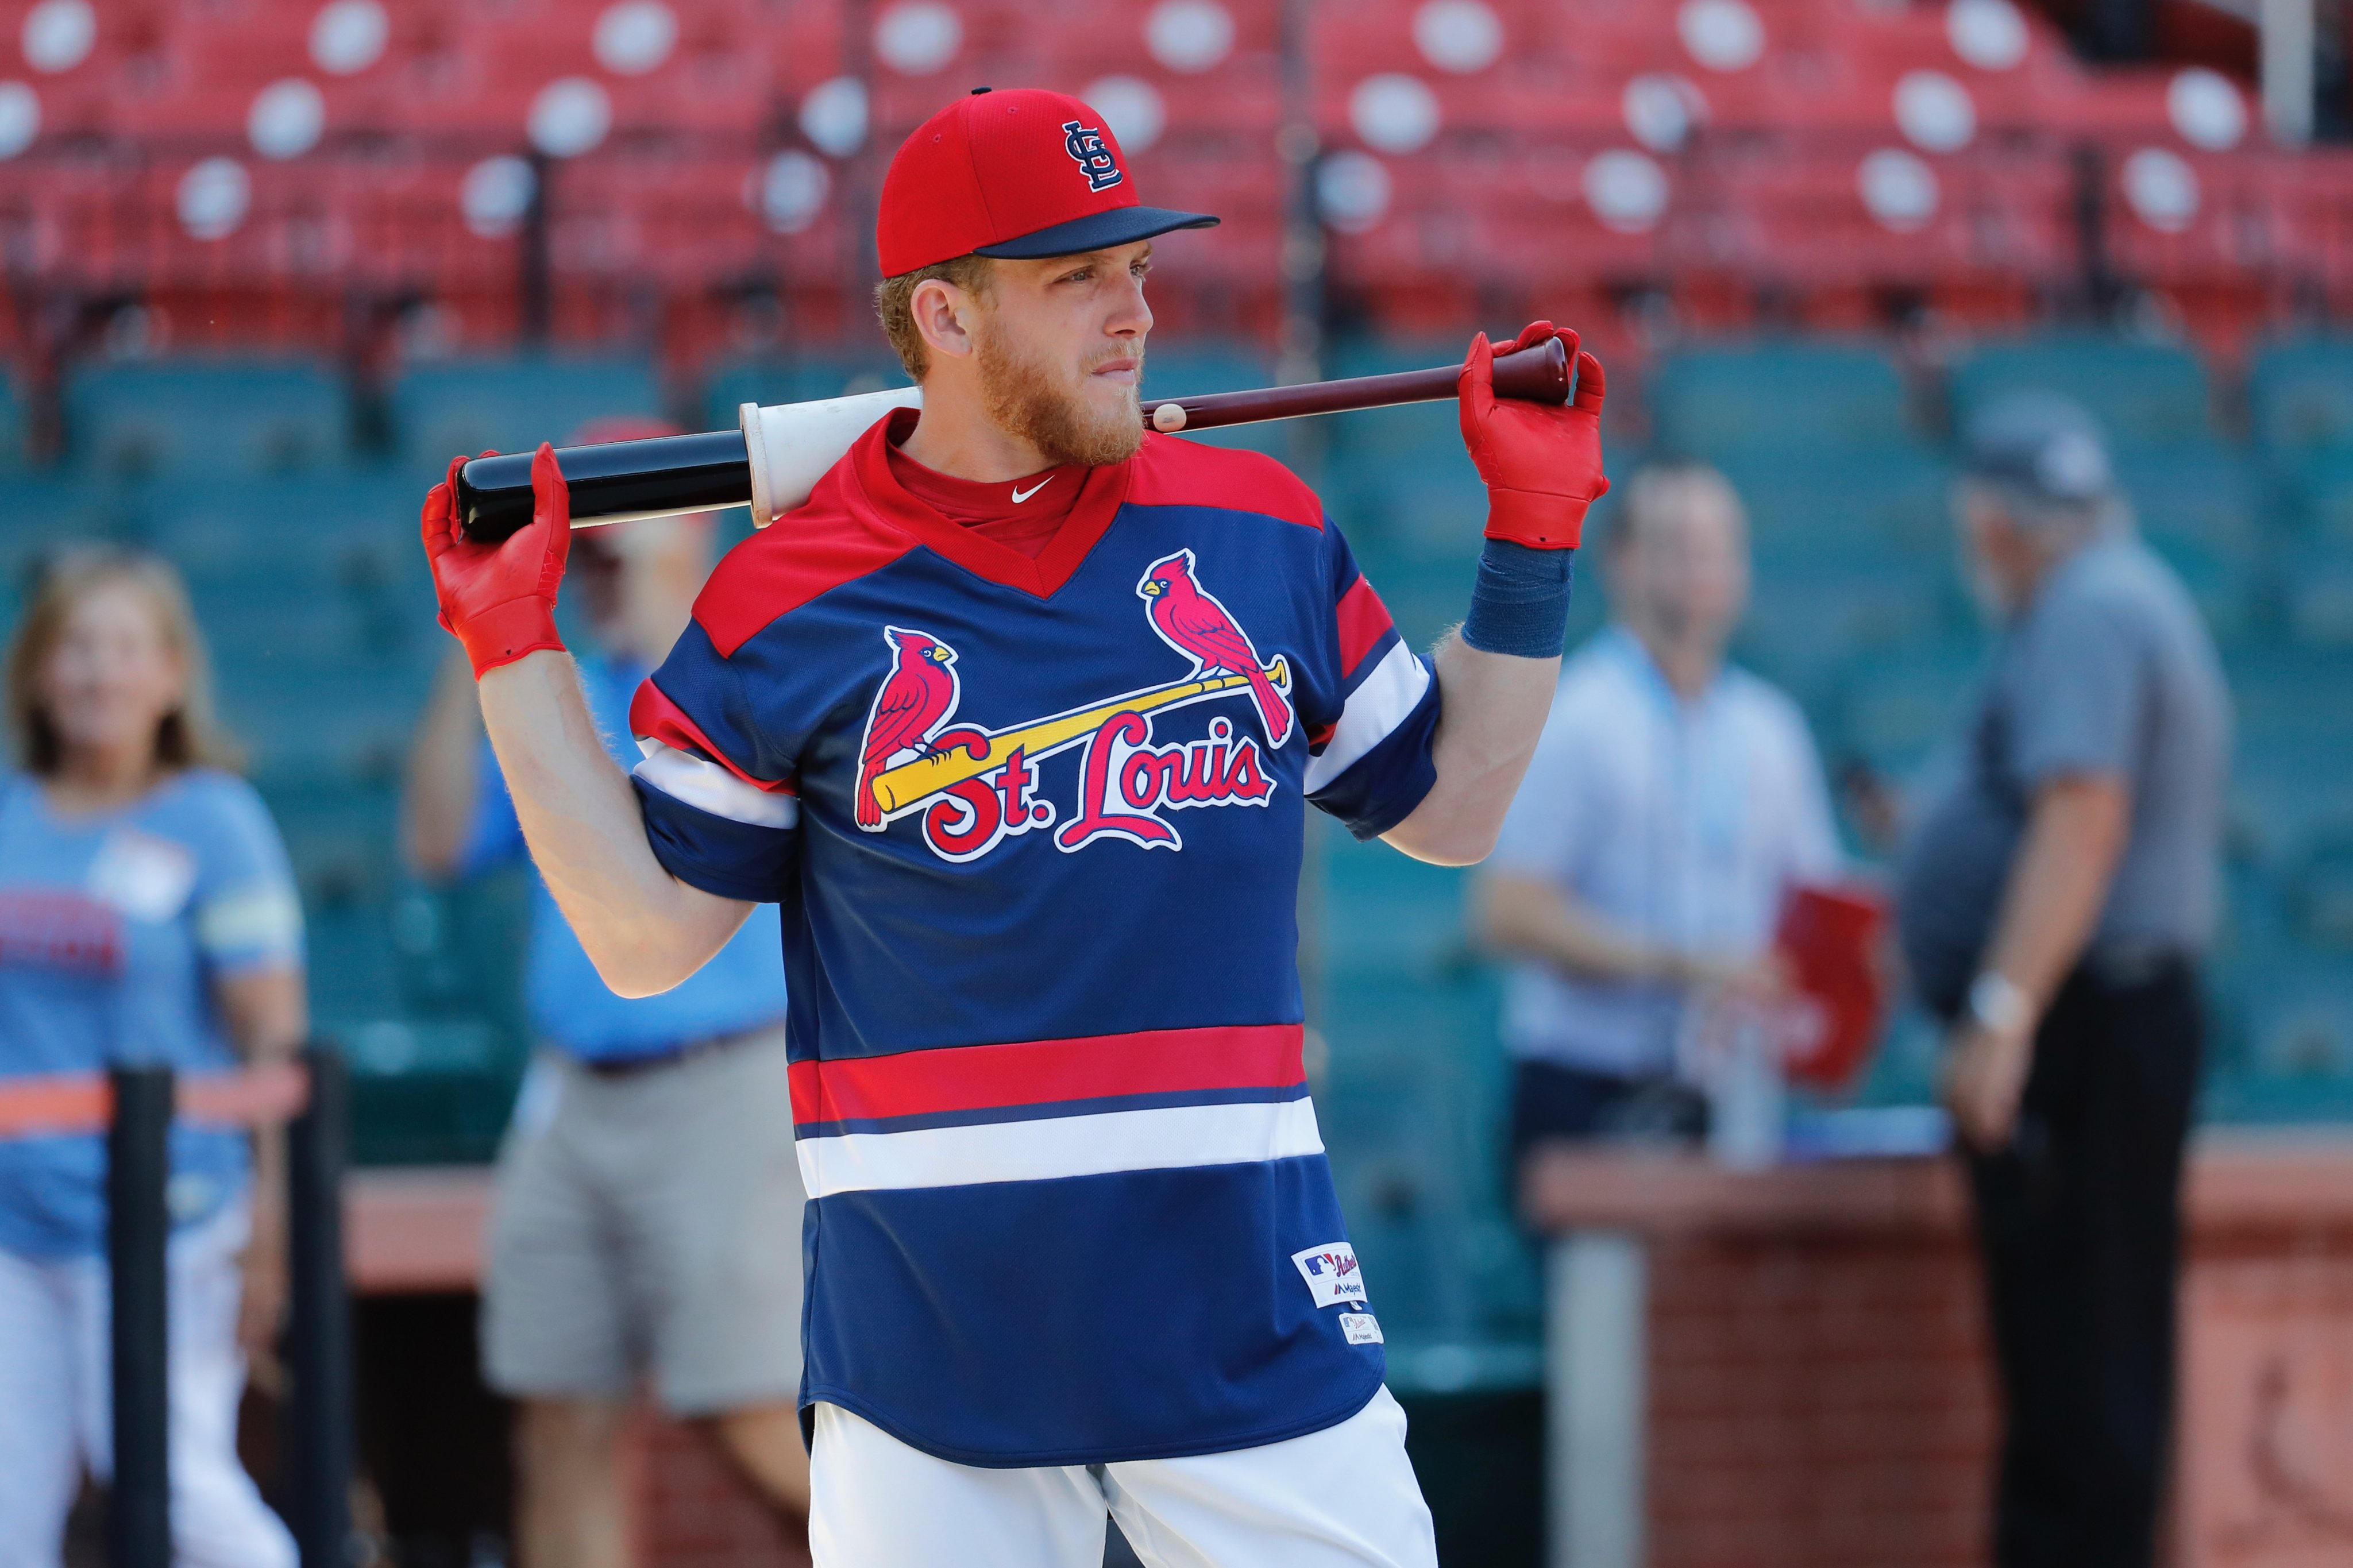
[404,443,805,1563]
[1475,461,1842,1164]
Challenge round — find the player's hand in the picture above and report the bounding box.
[1459,320,1608,550]
[420,443,572,678]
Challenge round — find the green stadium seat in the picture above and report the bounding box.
[1323,464,1485,555]
[1715,446,1954,555]
[2248,338,2353,458]
[0,367,25,470]
[2288,834,2353,953]
[65,358,350,477]
[0,476,151,571]
[1946,336,2213,450]
[331,1017,528,1168]
[1321,832,1475,981]
[1650,340,1914,456]
[305,901,403,1022]
[2114,450,2263,555]
[1322,337,1476,465]
[257,778,403,911]
[1139,342,1273,400]
[702,356,909,428]
[161,475,425,555]
[390,356,664,476]
[1829,640,1986,775]
[214,661,438,786]
[2236,953,2353,1082]
[2140,532,2258,646]
[2282,541,2353,648]
[2231,731,2353,872]
[1736,546,1955,706]
[2286,450,2353,542]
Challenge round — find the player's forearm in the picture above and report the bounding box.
[1382,632,1559,866]
[476,650,754,995]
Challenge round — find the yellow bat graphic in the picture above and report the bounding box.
[869,656,1291,817]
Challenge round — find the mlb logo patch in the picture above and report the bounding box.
[1290,1243,1368,1310]
[1340,1312,1384,1346]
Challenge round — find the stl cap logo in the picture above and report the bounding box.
[1062,121,1123,193]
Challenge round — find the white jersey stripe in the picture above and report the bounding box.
[1303,640,1433,794]
[797,1096,1326,1199]
[634,739,801,829]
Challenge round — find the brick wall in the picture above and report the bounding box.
[2173,1209,2353,1565]
[1646,1232,1995,1568]
[1529,1138,2353,1568]
[632,1414,812,1568]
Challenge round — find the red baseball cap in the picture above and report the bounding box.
[876,87,1218,277]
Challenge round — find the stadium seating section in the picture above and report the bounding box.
[3,0,2351,360]
[6,0,2353,1378]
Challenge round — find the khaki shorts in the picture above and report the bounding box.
[481,1026,805,1416]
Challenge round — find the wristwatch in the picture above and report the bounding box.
[1966,971,2034,1039]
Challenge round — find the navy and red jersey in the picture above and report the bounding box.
[629,408,1439,1467]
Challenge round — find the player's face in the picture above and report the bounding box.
[971,241,1153,466]
[36,578,187,770]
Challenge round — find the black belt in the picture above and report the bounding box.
[576,1023,776,1080]
[2081,941,2194,992]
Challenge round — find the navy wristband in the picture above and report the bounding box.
[1461,538,1575,659]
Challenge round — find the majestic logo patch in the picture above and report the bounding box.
[1291,1243,1369,1310]
[1062,119,1123,192]
[853,556,1290,863]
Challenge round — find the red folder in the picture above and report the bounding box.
[1774,883,1888,1090]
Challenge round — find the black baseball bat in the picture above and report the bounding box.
[455,336,1571,543]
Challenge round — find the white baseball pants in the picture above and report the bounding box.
[0,1202,296,1568]
[809,1386,1438,1568]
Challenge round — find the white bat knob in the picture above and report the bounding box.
[742,386,925,527]
[1152,402,1188,432]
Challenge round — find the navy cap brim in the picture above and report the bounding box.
[974,206,1220,260]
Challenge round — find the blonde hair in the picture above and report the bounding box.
[872,254,996,380]
[5,547,242,777]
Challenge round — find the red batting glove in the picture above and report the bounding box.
[419,442,572,678]
[1458,319,1610,550]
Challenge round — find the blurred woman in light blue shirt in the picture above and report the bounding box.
[0,550,300,1568]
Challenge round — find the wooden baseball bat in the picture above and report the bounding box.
[454,335,1570,543]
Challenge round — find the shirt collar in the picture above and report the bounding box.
[848,406,1133,598]
[1603,624,1729,716]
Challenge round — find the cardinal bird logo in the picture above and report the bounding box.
[1137,550,1294,746]
[855,627,961,830]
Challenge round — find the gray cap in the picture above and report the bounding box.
[1960,391,2115,505]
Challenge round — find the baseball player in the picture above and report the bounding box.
[418,87,1605,1567]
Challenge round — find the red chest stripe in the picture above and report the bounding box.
[790,1023,1304,1126]
[1334,574,1397,680]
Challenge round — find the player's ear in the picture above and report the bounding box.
[911,275,981,367]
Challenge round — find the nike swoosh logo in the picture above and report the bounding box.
[1011,478,1052,503]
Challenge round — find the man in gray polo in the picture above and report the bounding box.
[1896,392,2229,1568]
